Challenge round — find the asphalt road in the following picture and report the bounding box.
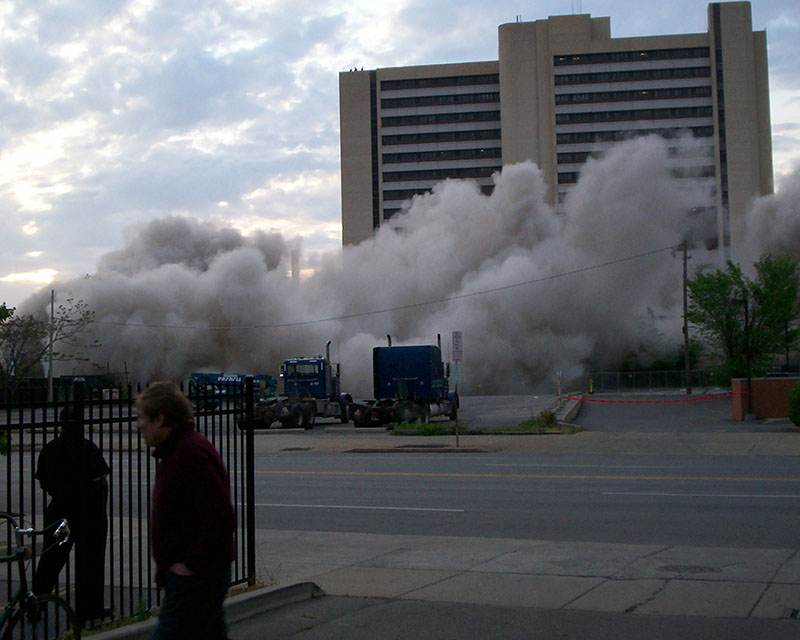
[252,448,800,549]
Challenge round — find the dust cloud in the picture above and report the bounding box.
[745,166,800,260]
[24,135,792,396]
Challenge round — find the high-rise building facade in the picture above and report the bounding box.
[339,2,772,256]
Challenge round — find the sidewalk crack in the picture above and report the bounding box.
[610,544,672,579]
[746,548,800,618]
[624,578,670,614]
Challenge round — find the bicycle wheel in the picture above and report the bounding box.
[2,594,81,640]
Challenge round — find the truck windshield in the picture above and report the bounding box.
[284,363,319,378]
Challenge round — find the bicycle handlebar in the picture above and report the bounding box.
[1,512,71,561]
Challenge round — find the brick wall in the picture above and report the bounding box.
[731,377,800,420]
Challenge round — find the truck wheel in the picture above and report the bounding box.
[421,403,430,424]
[280,412,299,429]
[449,407,458,421]
[301,405,316,429]
[340,404,350,424]
[352,407,369,428]
[398,401,418,423]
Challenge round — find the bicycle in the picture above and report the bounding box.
[1,512,81,640]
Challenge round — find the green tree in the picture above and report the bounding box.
[756,254,800,367]
[687,255,800,380]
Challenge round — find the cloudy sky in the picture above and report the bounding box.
[1,0,798,309]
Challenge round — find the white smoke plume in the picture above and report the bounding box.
[745,165,800,260]
[23,135,757,396]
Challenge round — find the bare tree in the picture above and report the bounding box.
[0,298,99,394]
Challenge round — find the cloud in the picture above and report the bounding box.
[1,268,57,284]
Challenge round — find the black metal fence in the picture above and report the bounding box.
[584,369,726,393]
[1,377,256,624]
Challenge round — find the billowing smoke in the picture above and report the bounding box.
[24,135,774,396]
[745,165,800,260]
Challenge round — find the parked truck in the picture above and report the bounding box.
[250,342,353,429]
[351,336,459,428]
[189,372,277,410]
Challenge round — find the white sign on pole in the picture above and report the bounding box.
[452,331,463,363]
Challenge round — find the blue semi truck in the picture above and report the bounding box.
[194,343,352,429]
[351,336,459,427]
[251,342,352,428]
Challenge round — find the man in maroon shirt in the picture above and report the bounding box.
[136,382,236,640]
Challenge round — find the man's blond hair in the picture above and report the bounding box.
[135,382,194,431]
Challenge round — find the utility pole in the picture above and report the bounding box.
[682,242,692,395]
[47,289,55,402]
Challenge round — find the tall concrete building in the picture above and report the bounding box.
[339,1,772,256]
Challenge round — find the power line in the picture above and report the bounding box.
[90,244,677,331]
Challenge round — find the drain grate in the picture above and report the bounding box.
[660,565,721,574]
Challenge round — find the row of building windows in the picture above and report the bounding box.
[554,86,712,105]
[555,66,711,86]
[381,92,499,109]
[557,145,714,164]
[670,166,717,178]
[381,74,500,91]
[383,184,496,204]
[557,151,600,164]
[383,147,502,164]
[555,125,714,144]
[558,164,716,184]
[383,165,501,183]
[555,106,712,124]
[554,47,710,67]
[382,128,501,146]
[382,111,501,127]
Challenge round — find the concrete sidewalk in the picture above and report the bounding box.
[257,530,800,621]
[92,528,800,639]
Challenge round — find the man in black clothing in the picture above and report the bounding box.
[33,406,111,627]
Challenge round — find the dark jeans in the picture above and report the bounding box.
[33,501,108,623]
[152,566,231,640]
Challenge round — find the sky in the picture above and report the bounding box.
[1,0,799,310]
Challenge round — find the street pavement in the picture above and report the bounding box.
[93,393,800,639]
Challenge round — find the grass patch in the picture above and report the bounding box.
[390,422,453,436]
[83,599,149,636]
[390,409,581,436]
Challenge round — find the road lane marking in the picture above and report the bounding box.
[256,502,463,512]
[256,470,800,483]
[605,491,800,499]
[485,463,682,469]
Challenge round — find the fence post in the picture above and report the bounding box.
[245,376,256,586]
[74,377,85,415]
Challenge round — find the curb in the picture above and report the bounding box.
[556,394,583,423]
[325,426,391,434]
[255,428,306,434]
[88,582,324,640]
[346,447,486,453]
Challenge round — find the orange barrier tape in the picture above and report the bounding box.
[563,393,734,404]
